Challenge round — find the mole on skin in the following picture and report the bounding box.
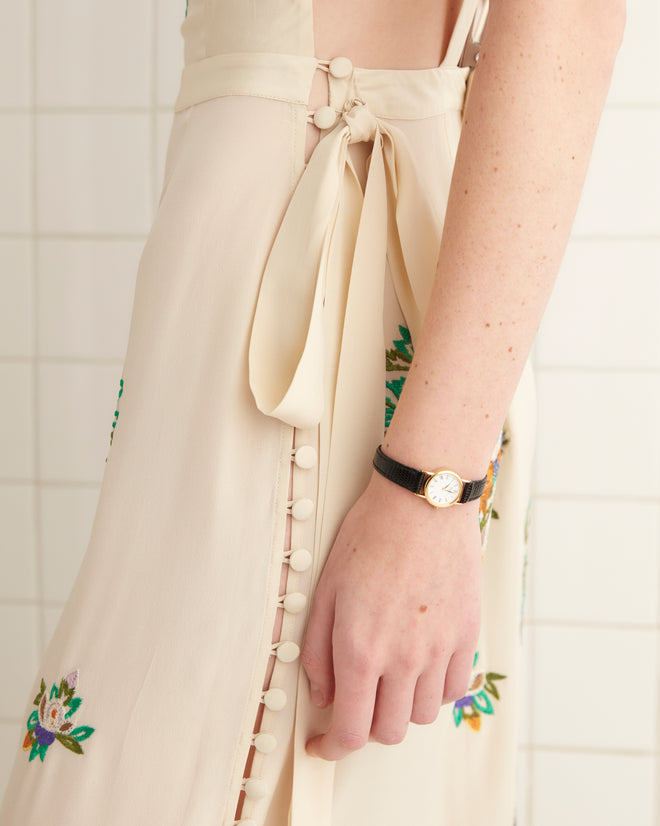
[419,604,428,613]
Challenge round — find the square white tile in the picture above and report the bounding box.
[36,113,151,235]
[532,751,655,826]
[37,239,140,360]
[0,115,31,234]
[38,363,122,483]
[0,485,37,601]
[40,486,100,603]
[0,364,34,481]
[572,109,660,237]
[0,606,40,720]
[531,500,659,625]
[0,4,31,107]
[0,723,22,803]
[157,0,186,107]
[606,0,660,105]
[536,241,660,369]
[0,240,33,358]
[534,371,660,497]
[36,0,151,107]
[532,626,657,750]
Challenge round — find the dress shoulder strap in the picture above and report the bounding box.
[441,0,488,67]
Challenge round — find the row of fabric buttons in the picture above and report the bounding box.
[237,437,319,820]
[308,56,354,130]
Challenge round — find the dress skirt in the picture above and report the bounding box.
[0,0,536,823]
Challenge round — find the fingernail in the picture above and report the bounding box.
[310,685,325,707]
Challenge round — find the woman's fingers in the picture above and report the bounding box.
[300,588,336,709]
[410,663,447,725]
[442,648,476,706]
[369,673,417,744]
[305,629,380,761]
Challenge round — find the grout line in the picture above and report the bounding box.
[29,0,47,661]
[567,233,660,243]
[655,504,660,826]
[520,744,659,757]
[0,355,125,366]
[533,493,660,505]
[0,232,148,241]
[0,598,65,609]
[525,619,660,631]
[0,479,101,489]
[0,105,176,115]
[150,0,159,214]
[534,364,660,376]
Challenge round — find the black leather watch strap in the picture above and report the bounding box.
[372,445,488,504]
[373,445,426,496]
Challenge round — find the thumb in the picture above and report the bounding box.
[300,587,335,708]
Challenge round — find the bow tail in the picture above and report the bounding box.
[383,130,443,344]
[248,125,351,428]
[316,130,390,564]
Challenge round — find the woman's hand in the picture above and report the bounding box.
[301,469,483,761]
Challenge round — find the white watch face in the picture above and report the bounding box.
[425,471,463,507]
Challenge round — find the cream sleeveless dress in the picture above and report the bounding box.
[0,0,536,824]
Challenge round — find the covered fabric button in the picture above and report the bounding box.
[329,56,353,78]
[293,445,317,469]
[254,732,278,754]
[313,105,338,130]
[275,641,301,663]
[263,688,287,711]
[291,498,314,521]
[244,778,267,800]
[283,592,307,614]
[289,548,312,572]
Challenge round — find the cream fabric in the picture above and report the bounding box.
[0,1,536,824]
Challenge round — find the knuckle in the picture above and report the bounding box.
[398,647,422,673]
[341,637,377,675]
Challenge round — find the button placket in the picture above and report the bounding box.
[239,427,319,825]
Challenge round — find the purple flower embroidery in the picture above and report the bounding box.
[22,669,95,762]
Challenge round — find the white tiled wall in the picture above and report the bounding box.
[520,0,660,820]
[0,1,658,823]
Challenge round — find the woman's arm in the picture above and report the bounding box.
[386,0,626,477]
[302,0,626,762]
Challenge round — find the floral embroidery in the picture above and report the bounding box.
[384,324,413,429]
[478,428,504,545]
[22,670,95,762]
[453,652,506,732]
[107,377,124,455]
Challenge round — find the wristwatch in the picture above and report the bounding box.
[372,445,488,509]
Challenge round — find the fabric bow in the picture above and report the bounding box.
[248,97,442,429]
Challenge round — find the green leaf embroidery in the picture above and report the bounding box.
[70,726,94,742]
[33,678,46,707]
[64,697,82,718]
[27,711,38,729]
[54,733,84,755]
